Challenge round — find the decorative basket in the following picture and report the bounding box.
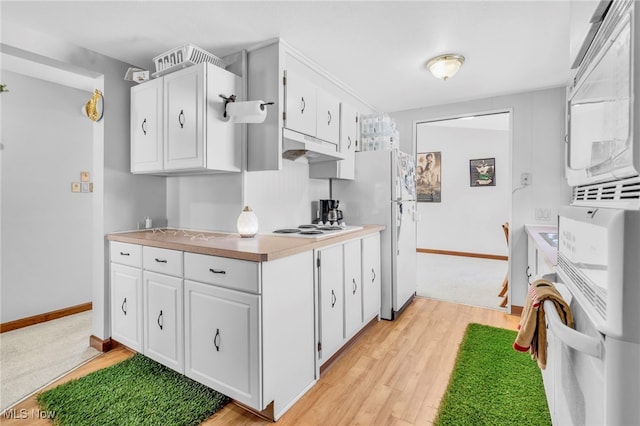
[152,44,227,77]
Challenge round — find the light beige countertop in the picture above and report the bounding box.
[107,224,385,262]
[524,224,558,267]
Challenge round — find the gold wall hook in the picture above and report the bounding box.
[85,89,103,122]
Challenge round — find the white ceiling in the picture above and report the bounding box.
[1,1,572,113]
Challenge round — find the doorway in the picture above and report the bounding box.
[414,112,511,310]
[0,59,102,409]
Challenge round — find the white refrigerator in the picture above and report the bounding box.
[332,149,417,320]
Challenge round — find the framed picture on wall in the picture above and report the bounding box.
[469,158,496,187]
[417,151,441,202]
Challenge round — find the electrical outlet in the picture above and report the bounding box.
[520,172,531,185]
[535,208,551,221]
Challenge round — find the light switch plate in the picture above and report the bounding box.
[71,182,81,193]
[81,182,90,193]
[80,171,90,182]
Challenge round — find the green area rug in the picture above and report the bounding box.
[434,323,551,426]
[37,353,229,426]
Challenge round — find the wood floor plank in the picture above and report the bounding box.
[3,298,520,425]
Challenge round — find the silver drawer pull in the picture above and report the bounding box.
[120,252,130,256]
[209,268,226,275]
[155,258,167,263]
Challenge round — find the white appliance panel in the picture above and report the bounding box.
[392,200,417,313]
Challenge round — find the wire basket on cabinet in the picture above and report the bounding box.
[152,44,227,77]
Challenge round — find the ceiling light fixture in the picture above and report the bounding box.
[426,54,465,81]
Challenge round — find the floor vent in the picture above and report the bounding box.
[572,175,640,209]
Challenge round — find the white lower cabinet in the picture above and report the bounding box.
[109,232,378,419]
[344,240,363,339]
[184,280,261,408]
[318,244,345,363]
[362,233,381,322]
[111,263,143,352]
[316,233,381,367]
[143,271,184,372]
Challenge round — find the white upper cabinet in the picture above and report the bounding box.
[246,39,372,172]
[315,89,340,145]
[164,65,204,170]
[131,78,164,173]
[284,70,340,145]
[310,102,358,180]
[130,62,241,175]
[284,69,317,137]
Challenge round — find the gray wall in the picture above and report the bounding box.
[2,22,166,339]
[391,87,572,310]
[1,71,93,322]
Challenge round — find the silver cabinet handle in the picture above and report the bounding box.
[352,278,357,295]
[121,298,127,315]
[331,290,336,308]
[142,118,147,135]
[327,110,332,125]
[178,109,185,128]
[155,258,167,263]
[209,268,226,275]
[371,268,376,282]
[347,136,352,150]
[301,97,306,114]
[120,252,130,256]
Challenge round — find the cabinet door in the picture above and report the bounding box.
[362,233,381,322]
[111,263,143,352]
[164,64,205,170]
[338,103,358,179]
[343,240,362,338]
[131,78,164,173]
[184,280,261,409]
[316,89,340,144]
[143,271,183,373]
[317,245,344,362]
[284,69,316,136]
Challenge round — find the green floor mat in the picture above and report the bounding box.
[37,353,229,426]
[435,323,551,426]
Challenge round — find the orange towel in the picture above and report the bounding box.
[513,279,573,369]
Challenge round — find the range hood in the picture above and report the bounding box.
[282,128,345,163]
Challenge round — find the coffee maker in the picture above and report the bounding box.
[319,199,343,225]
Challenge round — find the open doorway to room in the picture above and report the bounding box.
[0,59,102,410]
[415,112,511,310]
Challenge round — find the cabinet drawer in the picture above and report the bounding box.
[110,242,142,267]
[143,246,183,276]
[184,253,260,293]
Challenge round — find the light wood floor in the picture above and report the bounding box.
[3,297,520,425]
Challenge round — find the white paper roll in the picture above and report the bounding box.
[226,100,268,123]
